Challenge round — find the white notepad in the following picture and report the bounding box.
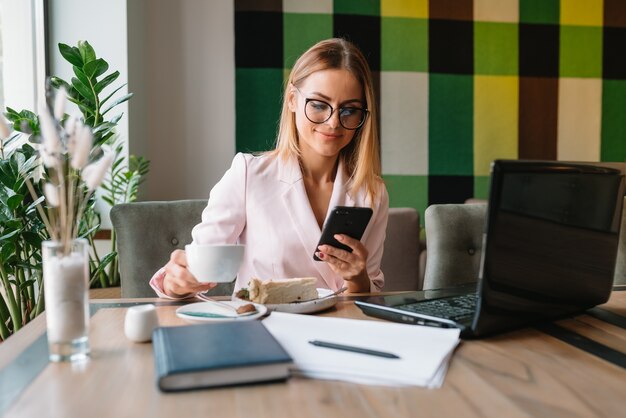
[262,312,460,388]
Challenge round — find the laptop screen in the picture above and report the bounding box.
[473,160,626,336]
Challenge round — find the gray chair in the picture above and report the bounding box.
[110,200,235,298]
[380,208,422,291]
[423,203,487,290]
[615,197,626,285]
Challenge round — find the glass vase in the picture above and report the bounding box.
[43,238,90,362]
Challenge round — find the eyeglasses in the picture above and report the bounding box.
[293,86,368,130]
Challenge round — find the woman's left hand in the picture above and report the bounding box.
[316,234,370,292]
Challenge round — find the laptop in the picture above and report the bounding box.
[356,160,626,338]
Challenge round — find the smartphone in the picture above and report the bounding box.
[313,206,373,261]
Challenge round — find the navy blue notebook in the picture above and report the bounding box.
[152,321,292,391]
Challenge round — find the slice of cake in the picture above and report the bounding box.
[246,277,318,304]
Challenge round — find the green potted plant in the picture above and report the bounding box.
[49,40,150,288]
[0,41,149,340]
[0,125,46,339]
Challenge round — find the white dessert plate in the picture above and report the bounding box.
[176,301,267,324]
[250,288,338,314]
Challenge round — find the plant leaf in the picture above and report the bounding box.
[1,132,21,149]
[80,223,100,239]
[4,107,20,119]
[94,71,119,94]
[7,194,24,211]
[50,77,81,102]
[4,110,37,135]
[71,77,96,104]
[19,110,36,122]
[58,43,83,67]
[73,66,90,88]
[25,195,45,215]
[0,242,16,263]
[22,231,43,248]
[67,96,95,116]
[19,280,37,291]
[109,113,123,125]
[0,229,19,242]
[78,40,97,64]
[92,122,116,134]
[49,76,72,92]
[0,166,14,190]
[89,251,116,283]
[130,155,151,177]
[83,58,109,80]
[101,93,133,115]
[85,115,96,128]
[99,83,126,106]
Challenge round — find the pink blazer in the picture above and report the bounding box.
[150,153,388,297]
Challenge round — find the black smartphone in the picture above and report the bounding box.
[313,206,373,261]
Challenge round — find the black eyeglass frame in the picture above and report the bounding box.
[293,85,369,130]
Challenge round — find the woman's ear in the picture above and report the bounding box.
[287,87,297,112]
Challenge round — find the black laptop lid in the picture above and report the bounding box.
[472,160,626,337]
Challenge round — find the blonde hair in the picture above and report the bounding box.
[270,38,382,202]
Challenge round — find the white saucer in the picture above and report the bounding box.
[176,301,267,324]
[262,288,338,314]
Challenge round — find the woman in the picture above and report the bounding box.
[151,38,389,298]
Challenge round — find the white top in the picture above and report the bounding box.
[150,152,388,296]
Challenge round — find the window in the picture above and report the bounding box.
[0,8,4,111]
[0,0,47,114]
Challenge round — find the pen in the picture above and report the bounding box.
[308,340,400,359]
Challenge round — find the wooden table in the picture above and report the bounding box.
[1,292,625,418]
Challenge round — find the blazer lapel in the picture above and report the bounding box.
[279,156,345,290]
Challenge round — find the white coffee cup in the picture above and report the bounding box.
[185,244,244,283]
[124,304,159,343]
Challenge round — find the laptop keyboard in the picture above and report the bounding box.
[397,293,478,322]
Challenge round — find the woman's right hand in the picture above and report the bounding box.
[163,249,217,298]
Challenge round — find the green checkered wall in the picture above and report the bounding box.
[235,0,626,220]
